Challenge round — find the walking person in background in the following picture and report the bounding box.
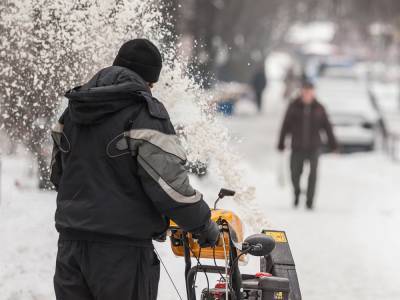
[251,65,267,113]
[278,82,337,209]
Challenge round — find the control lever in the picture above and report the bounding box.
[214,188,236,209]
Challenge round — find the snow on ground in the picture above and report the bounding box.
[1,79,400,300]
[219,80,400,299]
[0,155,58,300]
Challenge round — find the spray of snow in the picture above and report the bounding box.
[0,0,270,228]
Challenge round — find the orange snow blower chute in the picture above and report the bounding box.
[168,189,244,260]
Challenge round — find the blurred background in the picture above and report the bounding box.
[1,0,400,299]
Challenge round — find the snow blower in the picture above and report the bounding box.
[166,188,302,300]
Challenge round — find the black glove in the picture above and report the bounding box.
[196,219,220,248]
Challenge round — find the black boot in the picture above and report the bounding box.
[306,199,314,210]
[294,194,300,208]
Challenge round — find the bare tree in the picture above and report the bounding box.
[169,0,400,86]
[0,0,161,188]
[172,0,314,85]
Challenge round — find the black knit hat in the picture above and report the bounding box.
[113,39,162,83]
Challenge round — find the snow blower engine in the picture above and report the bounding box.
[167,188,302,300]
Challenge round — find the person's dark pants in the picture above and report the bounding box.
[54,239,160,300]
[255,91,263,112]
[290,150,319,207]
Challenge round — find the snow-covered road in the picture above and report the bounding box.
[1,81,400,300]
[218,83,400,299]
[222,122,400,299]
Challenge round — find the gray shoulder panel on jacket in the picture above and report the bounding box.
[127,129,186,160]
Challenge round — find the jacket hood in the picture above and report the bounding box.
[65,66,151,125]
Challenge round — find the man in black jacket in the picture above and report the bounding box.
[50,39,219,300]
[278,82,337,209]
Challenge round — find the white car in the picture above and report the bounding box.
[316,66,380,152]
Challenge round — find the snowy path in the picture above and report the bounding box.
[219,84,400,299]
[1,82,400,299]
[225,140,400,299]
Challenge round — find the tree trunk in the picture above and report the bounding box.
[31,143,53,190]
[38,151,53,190]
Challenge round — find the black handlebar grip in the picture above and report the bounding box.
[218,188,236,198]
[243,234,276,256]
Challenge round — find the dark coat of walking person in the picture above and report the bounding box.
[49,39,219,300]
[251,66,267,112]
[278,82,337,209]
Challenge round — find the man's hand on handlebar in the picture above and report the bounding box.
[196,219,220,248]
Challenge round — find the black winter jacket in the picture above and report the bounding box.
[278,98,337,152]
[50,66,211,243]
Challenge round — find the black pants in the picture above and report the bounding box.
[54,239,160,300]
[290,151,319,206]
[255,91,263,112]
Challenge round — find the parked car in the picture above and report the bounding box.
[316,64,380,153]
[327,113,377,152]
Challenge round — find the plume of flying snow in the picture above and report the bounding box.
[0,0,269,228]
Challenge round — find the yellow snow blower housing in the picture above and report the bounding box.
[169,209,244,260]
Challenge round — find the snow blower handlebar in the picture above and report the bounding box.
[168,188,280,300]
[214,188,236,209]
[165,188,300,300]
